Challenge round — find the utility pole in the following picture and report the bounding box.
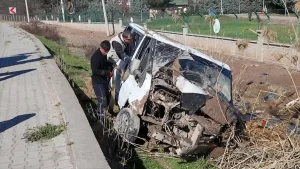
[285,0,287,16]
[239,0,241,14]
[24,0,30,22]
[60,0,65,22]
[221,0,223,15]
[102,0,109,36]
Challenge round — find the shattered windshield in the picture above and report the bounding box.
[152,40,232,101]
[179,54,232,101]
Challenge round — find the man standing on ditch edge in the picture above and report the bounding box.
[90,40,116,120]
[107,30,133,102]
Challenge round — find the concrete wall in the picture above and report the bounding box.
[40,21,300,70]
[42,21,124,35]
[155,30,300,69]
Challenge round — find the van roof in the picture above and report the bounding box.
[129,23,231,71]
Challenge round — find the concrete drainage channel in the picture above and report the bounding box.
[60,73,139,169]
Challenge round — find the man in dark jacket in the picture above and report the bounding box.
[91,40,116,120]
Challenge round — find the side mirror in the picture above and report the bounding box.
[133,69,142,81]
[129,58,141,74]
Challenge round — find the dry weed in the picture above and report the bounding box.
[291,55,299,65]
[212,135,300,169]
[20,21,61,42]
[172,58,181,72]
[171,13,180,23]
[293,40,300,52]
[262,27,277,42]
[82,77,96,98]
[295,0,300,13]
[205,15,214,25]
[274,52,286,61]
[236,39,250,50]
[217,42,300,168]
[213,90,300,169]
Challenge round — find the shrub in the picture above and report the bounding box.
[20,21,62,42]
[23,122,66,142]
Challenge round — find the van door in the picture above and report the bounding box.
[118,37,156,114]
[110,25,145,102]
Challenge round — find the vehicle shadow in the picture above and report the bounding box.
[0,113,36,133]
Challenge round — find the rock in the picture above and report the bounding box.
[265,97,282,109]
[243,113,258,121]
[258,81,271,87]
[253,106,268,114]
[260,73,269,77]
[210,147,225,159]
[286,98,300,111]
[261,116,282,128]
[238,80,254,95]
[268,106,280,117]
[290,117,300,126]
[247,80,254,85]
[264,93,276,102]
[245,101,251,110]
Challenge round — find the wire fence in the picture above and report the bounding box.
[2,6,299,45]
[145,11,300,45]
[34,11,149,25]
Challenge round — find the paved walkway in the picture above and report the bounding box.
[0,23,75,169]
[0,23,110,169]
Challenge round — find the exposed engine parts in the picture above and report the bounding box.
[137,68,240,156]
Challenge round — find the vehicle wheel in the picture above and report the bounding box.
[113,108,140,143]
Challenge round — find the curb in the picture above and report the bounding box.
[18,26,110,169]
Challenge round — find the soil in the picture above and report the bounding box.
[227,56,300,112]
[51,24,111,57]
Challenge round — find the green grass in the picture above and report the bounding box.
[127,151,214,169]
[127,153,165,169]
[36,35,213,169]
[165,158,214,169]
[23,123,67,142]
[37,36,91,88]
[147,15,296,44]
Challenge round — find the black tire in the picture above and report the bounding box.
[113,108,140,143]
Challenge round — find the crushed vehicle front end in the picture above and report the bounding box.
[144,45,243,156]
[114,32,245,157]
